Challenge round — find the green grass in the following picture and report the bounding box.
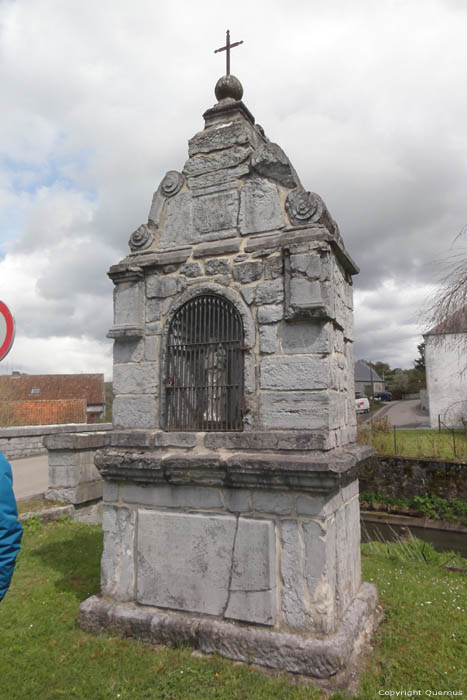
[17,497,64,515]
[0,520,466,699]
[359,425,467,460]
[360,492,467,526]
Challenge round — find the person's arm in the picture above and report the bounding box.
[0,453,23,602]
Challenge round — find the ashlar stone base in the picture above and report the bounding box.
[79,584,380,683]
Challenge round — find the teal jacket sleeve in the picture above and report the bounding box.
[0,452,23,602]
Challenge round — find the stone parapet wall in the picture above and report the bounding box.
[359,455,467,500]
[0,422,112,460]
[44,430,112,505]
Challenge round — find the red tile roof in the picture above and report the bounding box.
[0,399,87,426]
[0,373,105,405]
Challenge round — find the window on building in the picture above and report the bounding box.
[30,388,40,395]
[165,294,244,431]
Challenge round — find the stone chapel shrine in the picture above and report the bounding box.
[79,40,380,684]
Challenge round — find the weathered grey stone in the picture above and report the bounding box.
[223,489,252,513]
[238,286,255,305]
[233,254,248,262]
[251,142,300,188]
[103,481,119,502]
[259,325,276,354]
[113,338,144,364]
[144,336,159,361]
[302,520,336,634]
[257,304,284,324]
[244,352,256,395]
[136,510,237,615]
[146,276,179,299]
[296,492,339,518]
[158,193,193,249]
[280,320,330,354]
[121,484,222,509]
[212,274,231,287]
[264,254,283,280]
[45,481,103,505]
[79,583,380,679]
[205,258,231,275]
[110,430,153,448]
[260,356,328,390]
[101,505,136,601]
[253,491,292,515]
[112,395,159,429]
[290,253,322,278]
[204,431,327,451]
[260,391,328,430]
[145,298,161,322]
[148,189,165,227]
[255,279,284,305]
[193,238,240,258]
[113,363,157,395]
[180,262,202,277]
[188,122,256,157]
[155,432,197,448]
[44,431,110,451]
[135,248,192,267]
[225,517,276,625]
[113,280,144,330]
[184,146,251,177]
[232,261,262,283]
[280,520,312,630]
[145,321,162,336]
[187,163,250,191]
[290,277,323,307]
[160,170,184,198]
[129,224,153,253]
[193,189,239,235]
[239,179,284,235]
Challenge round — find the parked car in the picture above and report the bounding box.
[355,397,370,414]
[374,391,392,402]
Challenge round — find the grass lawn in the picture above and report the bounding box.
[358,426,467,461]
[17,497,64,516]
[0,520,466,699]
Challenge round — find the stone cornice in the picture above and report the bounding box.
[94,444,373,493]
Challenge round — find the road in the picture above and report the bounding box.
[10,454,49,501]
[371,399,430,429]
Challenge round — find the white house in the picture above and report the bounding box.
[424,307,467,428]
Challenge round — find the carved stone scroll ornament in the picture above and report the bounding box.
[160,170,184,198]
[285,188,325,226]
[129,224,153,251]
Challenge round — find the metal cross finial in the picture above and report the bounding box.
[214,30,243,76]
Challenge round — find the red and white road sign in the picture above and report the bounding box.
[0,301,15,361]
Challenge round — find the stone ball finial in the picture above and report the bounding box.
[215,75,243,102]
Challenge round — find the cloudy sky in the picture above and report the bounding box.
[1,0,466,379]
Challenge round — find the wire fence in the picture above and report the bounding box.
[359,416,467,461]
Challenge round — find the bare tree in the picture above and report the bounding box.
[424,227,467,333]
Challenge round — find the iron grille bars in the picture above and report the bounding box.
[165,294,244,431]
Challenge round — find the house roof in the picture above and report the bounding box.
[354,360,383,383]
[424,306,467,337]
[0,399,87,426]
[0,373,105,405]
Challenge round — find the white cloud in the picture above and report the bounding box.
[1,0,466,374]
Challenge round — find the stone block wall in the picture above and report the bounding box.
[44,430,111,505]
[100,478,361,635]
[109,233,356,448]
[0,422,112,460]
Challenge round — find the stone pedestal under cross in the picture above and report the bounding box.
[79,72,381,688]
